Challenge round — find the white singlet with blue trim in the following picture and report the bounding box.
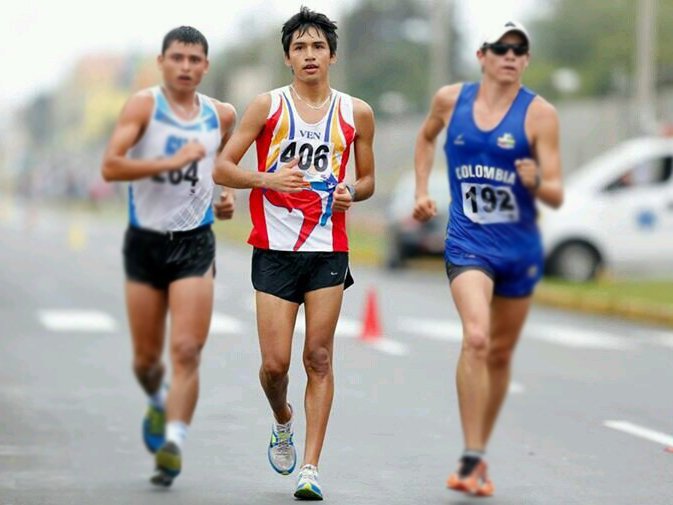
[127,86,221,232]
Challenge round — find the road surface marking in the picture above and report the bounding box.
[293,316,408,355]
[365,338,409,356]
[335,317,361,338]
[210,312,244,334]
[400,317,635,350]
[654,333,673,349]
[398,318,463,342]
[68,222,87,251]
[604,420,673,446]
[526,323,636,350]
[38,310,117,332]
[293,316,359,338]
[37,309,641,354]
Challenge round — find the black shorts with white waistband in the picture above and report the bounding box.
[123,224,215,290]
[251,248,354,304]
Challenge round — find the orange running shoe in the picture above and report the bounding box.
[447,458,494,497]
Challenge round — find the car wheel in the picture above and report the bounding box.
[384,232,407,270]
[546,241,602,282]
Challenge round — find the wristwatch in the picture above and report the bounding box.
[345,183,356,200]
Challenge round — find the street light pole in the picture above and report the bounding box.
[634,0,657,134]
[429,0,452,97]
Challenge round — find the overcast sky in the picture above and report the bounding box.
[0,0,532,109]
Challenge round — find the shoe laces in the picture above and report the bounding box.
[299,464,318,482]
[273,422,293,454]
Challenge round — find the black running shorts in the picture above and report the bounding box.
[123,225,215,290]
[251,248,354,304]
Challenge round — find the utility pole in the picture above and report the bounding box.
[429,0,452,97]
[634,0,657,134]
[334,13,349,90]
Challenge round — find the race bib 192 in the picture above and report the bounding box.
[461,182,520,224]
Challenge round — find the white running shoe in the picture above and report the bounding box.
[294,464,323,500]
[267,405,297,475]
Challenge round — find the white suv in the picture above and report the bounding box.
[541,137,673,281]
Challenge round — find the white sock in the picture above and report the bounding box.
[148,383,168,410]
[463,449,485,459]
[166,421,188,449]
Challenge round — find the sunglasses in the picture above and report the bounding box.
[484,43,529,56]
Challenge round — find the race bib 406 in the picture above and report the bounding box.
[279,139,334,183]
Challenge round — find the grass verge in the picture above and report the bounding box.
[535,277,673,328]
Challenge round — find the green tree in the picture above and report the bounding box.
[526,0,673,99]
[342,0,463,117]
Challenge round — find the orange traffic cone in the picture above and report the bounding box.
[360,287,383,341]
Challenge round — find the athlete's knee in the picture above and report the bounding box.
[170,338,203,370]
[303,346,332,377]
[133,356,162,379]
[260,358,290,383]
[133,355,161,375]
[462,324,490,357]
[488,343,515,370]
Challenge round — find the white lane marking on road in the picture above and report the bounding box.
[335,318,361,338]
[604,420,673,446]
[400,317,634,350]
[245,294,256,313]
[526,323,636,350]
[653,332,673,349]
[210,312,244,334]
[294,316,359,338]
[397,317,463,342]
[38,310,117,332]
[0,445,41,456]
[294,316,408,355]
[366,338,409,356]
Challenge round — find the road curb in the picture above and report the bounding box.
[534,286,673,329]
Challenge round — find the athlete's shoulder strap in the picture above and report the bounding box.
[195,93,221,132]
[456,82,478,105]
[266,86,291,119]
[509,86,538,119]
[330,89,355,129]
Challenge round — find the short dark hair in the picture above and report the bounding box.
[162,26,209,56]
[281,6,338,57]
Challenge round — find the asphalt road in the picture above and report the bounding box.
[1,203,672,505]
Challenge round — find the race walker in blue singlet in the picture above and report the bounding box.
[413,20,564,497]
[444,82,543,297]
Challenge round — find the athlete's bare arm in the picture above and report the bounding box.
[520,97,564,208]
[413,84,461,222]
[101,91,206,182]
[332,98,375,212]
[215,101,238,153]
[351,98,376,201]
[213,101,238,220]
[213,93,308,193]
